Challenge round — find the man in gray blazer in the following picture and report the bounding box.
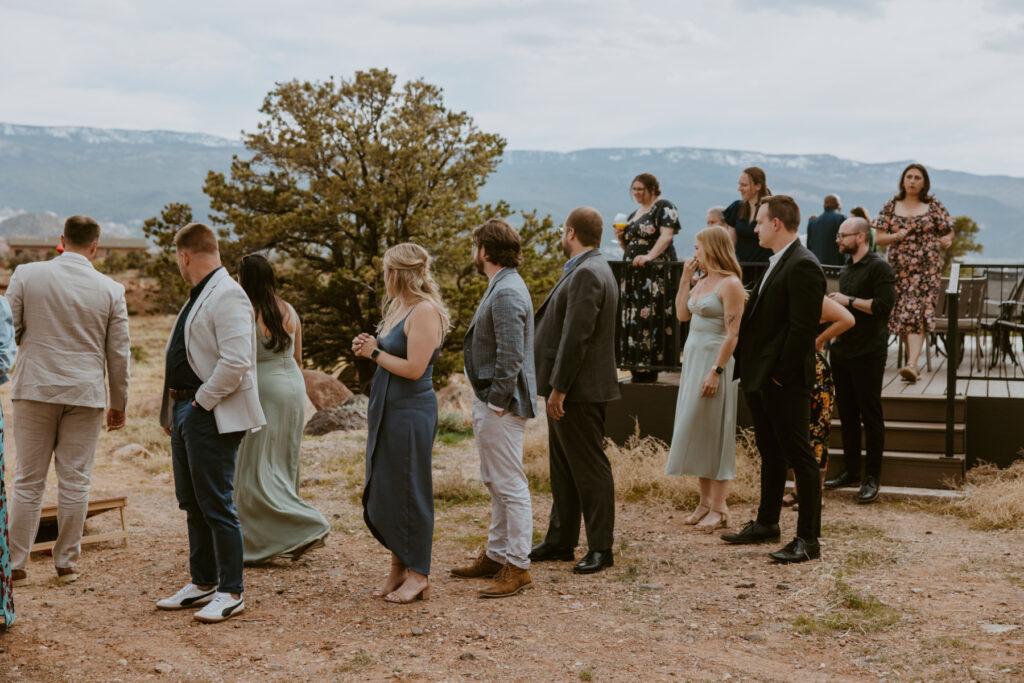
[529,207,620,575]
[453,218,538,598]
[155,223,265,623]
[7,215,131,586]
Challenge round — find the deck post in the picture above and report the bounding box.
[945,264,960,459]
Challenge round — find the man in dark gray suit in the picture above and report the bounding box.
[806,194,846,266]
[529,206,620,575]
[453,218,538,598]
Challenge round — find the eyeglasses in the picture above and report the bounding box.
[836,232,860,240]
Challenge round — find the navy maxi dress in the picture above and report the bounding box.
[362,314,439,576]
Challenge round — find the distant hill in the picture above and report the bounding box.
[0,211,62,238]
[1,123,1021,257]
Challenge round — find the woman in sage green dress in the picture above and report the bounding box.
[666,226,746,532]
[235,254,329,564]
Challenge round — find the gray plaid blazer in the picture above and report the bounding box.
[463,268,538,419]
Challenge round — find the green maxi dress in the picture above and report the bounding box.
[234,325,329,563]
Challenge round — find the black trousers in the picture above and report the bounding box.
[747,385,821,542]
[543,401,615,551]
[830,350,887,480]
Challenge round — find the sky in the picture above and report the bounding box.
[1,0,1023,176]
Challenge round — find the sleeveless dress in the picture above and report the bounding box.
[363,313,440,576]
[234,322,330,563]
[665,282,737,480]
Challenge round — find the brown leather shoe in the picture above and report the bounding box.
[478,562,531,599]
[11,569,28,587]
[56,566,79,584]
[450,551,503,579]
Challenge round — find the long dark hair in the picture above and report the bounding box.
[896,163,932,202]
[238,253,290,353]
[739,166,771,221]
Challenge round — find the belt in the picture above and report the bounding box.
[169,388,198,401]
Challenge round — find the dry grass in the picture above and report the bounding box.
[523,418,762,507]
[932,459,1024,530]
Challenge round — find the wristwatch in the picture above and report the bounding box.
[848,296,855,308]
[371,348,381,361]
[713,365,724,375]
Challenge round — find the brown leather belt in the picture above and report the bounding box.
[168,388,198,401]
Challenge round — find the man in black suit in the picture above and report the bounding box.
[806,194,846,266]
[722,195,826,564]
[529,206,621,575]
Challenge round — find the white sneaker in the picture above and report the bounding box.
[193,592,245,623]
[156,583,217,610]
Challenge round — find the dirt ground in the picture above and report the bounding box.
[1,315,1022,682]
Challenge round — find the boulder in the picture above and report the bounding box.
[304,398,368,436]
[302,370,354,410]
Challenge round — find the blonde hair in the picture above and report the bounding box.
[696,226,743,282]
[377,243,452,336]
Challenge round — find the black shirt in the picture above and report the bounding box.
[724,199,773,263]
[165,267,221,390]
[830,251,895,359]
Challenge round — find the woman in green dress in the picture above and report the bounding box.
[235,254,329,564]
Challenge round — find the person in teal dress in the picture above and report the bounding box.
[234,254,329,564]
[0,295,19,629]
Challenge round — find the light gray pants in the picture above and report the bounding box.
[471,397,532,570]
[9,400,104,571]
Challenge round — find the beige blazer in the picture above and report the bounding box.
[7,252,131,410]
[159,267,266,434]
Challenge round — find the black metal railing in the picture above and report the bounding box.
[609,260,769,373]
[946,260,1024,380]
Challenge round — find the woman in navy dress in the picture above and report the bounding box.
[352,243,449,604]
[723,166,772,286]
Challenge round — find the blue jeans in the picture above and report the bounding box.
[171,399,246,594]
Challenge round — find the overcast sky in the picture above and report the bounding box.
[2,0,1022,176]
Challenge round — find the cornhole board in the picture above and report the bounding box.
[31,496,129,552]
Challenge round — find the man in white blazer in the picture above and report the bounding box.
[155,223,265,623]
[7,215,131,587]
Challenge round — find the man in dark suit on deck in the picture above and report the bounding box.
[722,195,827,564]
[806,194,846,266]
[529,206,620,575]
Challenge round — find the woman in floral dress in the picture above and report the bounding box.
[614,173,682,382]
[873,164,954,382]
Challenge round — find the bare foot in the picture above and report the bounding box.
[384,572,430,604]
[372,562,408,599]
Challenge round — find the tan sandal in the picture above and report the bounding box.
[683,504,710,525]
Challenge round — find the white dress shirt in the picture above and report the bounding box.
[758,237,799,295]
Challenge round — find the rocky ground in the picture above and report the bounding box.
[1,316,1022,682]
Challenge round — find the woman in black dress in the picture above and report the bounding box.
[723,166,772,285]
[352,243,449,604]
[615,173,682,383]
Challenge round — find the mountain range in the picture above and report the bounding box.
[2,122,1021,258]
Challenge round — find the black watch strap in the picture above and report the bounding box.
[371,348,381,360]
[848,296,855,307]
[713,365,724,375]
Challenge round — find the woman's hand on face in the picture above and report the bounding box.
[682,257,698,280]
[700,370,720,398]
[632,254,651,267]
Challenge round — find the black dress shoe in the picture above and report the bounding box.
[858,476,880,503]
[769,537,820,564]
[573,550,613,574]
[528,542,575,562]
[720,520,780,545]
[824,471,860,490]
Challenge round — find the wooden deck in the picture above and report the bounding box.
[880,340,1024,400]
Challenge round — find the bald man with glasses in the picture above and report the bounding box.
[824,218,895,503]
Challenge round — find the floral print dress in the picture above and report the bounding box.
[617,198,682,370]
[809,351,835,468]
[873,199,954,336]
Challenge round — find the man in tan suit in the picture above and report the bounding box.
[7,215,131,586]
[155,223,265,623]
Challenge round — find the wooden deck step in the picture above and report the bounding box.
[881,395,965,423]
[829,419,965,453]
[825,449,966,489]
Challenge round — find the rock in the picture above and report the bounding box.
[411,626,424,636]
[304,403,368,436]
[155,663,173,674]
[639,583,664,591]
[735,581,756,589]
[112,443,155,459]
[302,370,354,410]
[742,633,764,642]
[437,374,474,413]
[300,477,321,488]
[776,583,791,591]
[459,653,476,661]
[980,623,1018,634]
[117,659,128,667]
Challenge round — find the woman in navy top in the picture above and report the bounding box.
[723,166,773,284]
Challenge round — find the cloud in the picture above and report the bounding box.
[985,20,1024,52]
[731,0,887,16]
